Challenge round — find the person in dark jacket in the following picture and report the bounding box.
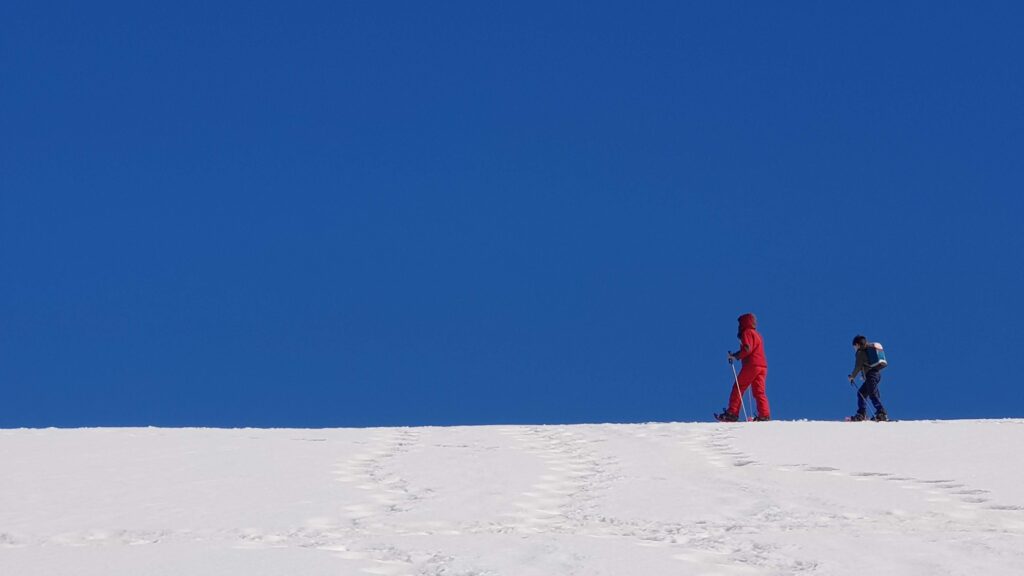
[715,313,770,422]
[849,335,888,421]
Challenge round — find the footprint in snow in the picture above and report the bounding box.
[987,504,1024,511]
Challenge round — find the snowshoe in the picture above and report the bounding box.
[753,415,770,422]
[871,412,889,422]
[848,413,867,422]
[714,410,739,422]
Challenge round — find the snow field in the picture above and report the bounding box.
[1,421,1023,575]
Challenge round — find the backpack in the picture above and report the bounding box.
[865,342,888,369]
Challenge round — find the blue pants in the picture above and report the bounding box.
[858,369,886,415]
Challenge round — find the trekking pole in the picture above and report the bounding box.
[731,361,749,422]
[847,378,875,418]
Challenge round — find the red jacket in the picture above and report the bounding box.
[733,313,767,368]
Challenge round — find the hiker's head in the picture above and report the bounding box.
[738,313,757,331]
[852,335,868,350]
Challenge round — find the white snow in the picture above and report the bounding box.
[2,420,1023,575]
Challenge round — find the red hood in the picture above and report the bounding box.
[738,313,757,331]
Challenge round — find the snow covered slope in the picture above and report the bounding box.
[2,421,1023,575]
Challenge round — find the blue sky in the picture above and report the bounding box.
[2,1,1022,427]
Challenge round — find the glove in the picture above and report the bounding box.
[727,352,736,364]
[848,375,855,383]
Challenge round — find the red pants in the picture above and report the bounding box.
[728,365,769,418]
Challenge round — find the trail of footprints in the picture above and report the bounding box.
[583,425,822,574]
[328,428,472,575]
[321,426,624,573]
[699,426,1024,513]
[498,426,621,534]
[332,428,427,526]
[505,425,820,574]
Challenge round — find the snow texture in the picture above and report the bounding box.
[2,420,1023,575]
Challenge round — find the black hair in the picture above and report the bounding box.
[852,335,867,346]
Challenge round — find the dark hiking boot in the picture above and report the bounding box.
[753,415,770,421]
[871,412,889,422]
[849,413,867,422]
[714,410,739,422]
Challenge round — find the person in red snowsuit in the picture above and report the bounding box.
[718,313,770,421]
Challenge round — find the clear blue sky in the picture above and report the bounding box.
[3,1,1022,427]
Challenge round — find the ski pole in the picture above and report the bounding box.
[731,361,748,422]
